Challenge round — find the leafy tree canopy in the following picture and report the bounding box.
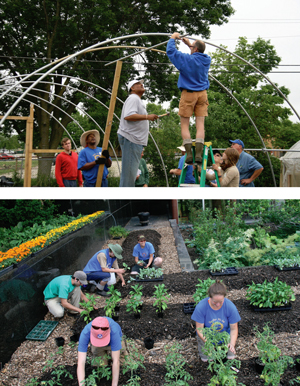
[0,0,234,182]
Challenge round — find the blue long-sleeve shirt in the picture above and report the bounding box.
[166,39,211,91]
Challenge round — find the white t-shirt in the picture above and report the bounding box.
[117,94,149,146]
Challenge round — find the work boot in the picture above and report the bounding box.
[96,289,111,297]
[183,142,193,164]
[195,141,204,164]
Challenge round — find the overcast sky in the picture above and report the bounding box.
[182,0,300,123]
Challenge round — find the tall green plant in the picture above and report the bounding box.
[80,294,97,324]
[126,285,143,315]
[193,278,216,303]
[153,284,170,313]
[200,326,245,386]
[164,342,193,385]
[254,324,294,385]
[104,286,122,318]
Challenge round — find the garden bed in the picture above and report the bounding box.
[0,225,300,386]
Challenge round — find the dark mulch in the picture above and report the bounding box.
[38,228,300,386]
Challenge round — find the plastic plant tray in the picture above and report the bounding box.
[183,302,196,314]
[135,275,163,282]
[274,265,300,271]
[210,267,238,276]
[26,320,58,341]
[252,303,292,312]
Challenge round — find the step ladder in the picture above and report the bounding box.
[178,142,221,187]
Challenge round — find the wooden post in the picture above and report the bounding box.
[96,60,123,187]
[23,104,34,187]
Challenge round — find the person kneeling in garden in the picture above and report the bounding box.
[43,271,96,318]
[191,281,241,361]
[83,244,126,296]
[77,316,126,386]
[131,234,163,275]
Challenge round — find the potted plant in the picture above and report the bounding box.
[274,255,300,271]
[153,284,170,318]
[136,267,163,282]
[126,284,143,318]
[254,324,294,385]
[246,278,295,310]
[183,278,216,314]
[108,226,129,239]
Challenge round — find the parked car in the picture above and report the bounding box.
[0,153,15,160]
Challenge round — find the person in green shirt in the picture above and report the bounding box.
[135,148,149,187]
[43,271,97,318]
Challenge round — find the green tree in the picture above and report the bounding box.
[0,134,21,152]
[200,37,297,186]
[145,103,182,186]
[0,0,234,184]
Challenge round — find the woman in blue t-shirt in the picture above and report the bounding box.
[130,235,163,274]
[191,281,241,362]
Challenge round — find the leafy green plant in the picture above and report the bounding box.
[80,293,97,324]
[138,267,163,280]
[164,342,193,385]
[255,324,294,385]
[193,278,216,304]
[123,338,145,384]
[104,286,122,318]
[153,284,170,313]
[200,326,245,386]
[246,278,295,308]
[108,225,129,238]
[209,260,227,273]
[273,255,300,269]
[126,284,143,314]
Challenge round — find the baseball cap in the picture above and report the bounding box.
[138,235,146,241]
[229,139,244,148]
[127,79,144,92]
[73,271,88,285]
[90,317,110,347]
[108,243,123,259]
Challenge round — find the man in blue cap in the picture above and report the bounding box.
[229,139,264,187]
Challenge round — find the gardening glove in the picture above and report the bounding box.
[101,150,110,159]
[95,157,106,165]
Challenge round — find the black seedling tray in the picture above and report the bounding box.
[274,265,300,271]
[252,303,292,312]
[210,267,238,276]
[135,275,163,282]
[26,320,58,341]
[183,302,196,314]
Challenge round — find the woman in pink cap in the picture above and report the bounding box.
[77,316,125,386]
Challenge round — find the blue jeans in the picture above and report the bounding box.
[118,134,143,187]
[86,271,110,282]
[63,179,77,187]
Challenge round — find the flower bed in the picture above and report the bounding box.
[0,211,104,270]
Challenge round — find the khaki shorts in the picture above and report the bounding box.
[179,89,209,118]
[91,339,127,365]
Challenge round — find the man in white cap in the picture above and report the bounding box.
[77,316,124,386]
[43,271,96,318]
[78,129,112,187]
[117,79,158,187]
[83,244,126,296]
[169,144,195,184]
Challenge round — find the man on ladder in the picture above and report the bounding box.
[167,32,211,165]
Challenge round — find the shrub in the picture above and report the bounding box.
[193,278,216,304]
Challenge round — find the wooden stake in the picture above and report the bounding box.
[96,60,123,187]
[23,104,34,187]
